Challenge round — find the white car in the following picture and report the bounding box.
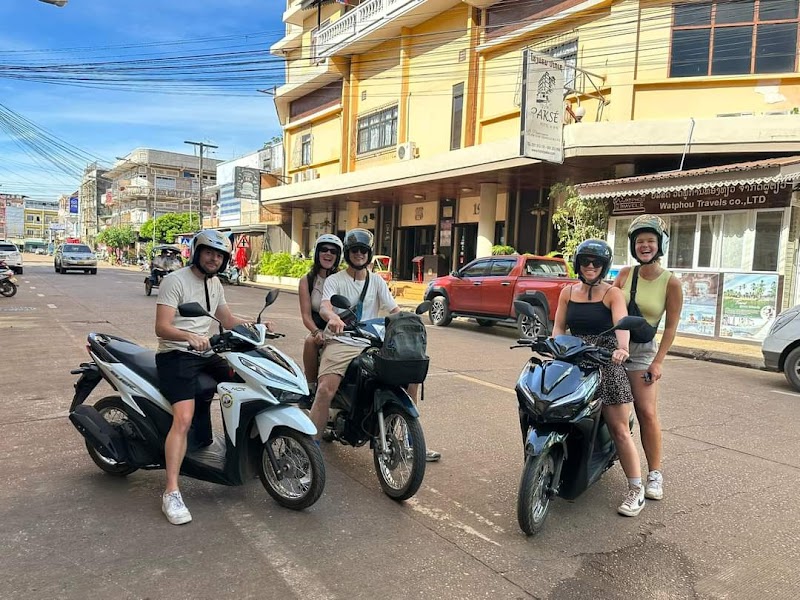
[0,241,23,274]
[762,305,800,391]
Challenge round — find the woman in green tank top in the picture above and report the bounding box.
[613,215,684,502]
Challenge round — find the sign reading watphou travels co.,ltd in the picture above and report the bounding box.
[520,50,565,164]
[610,181,793,216]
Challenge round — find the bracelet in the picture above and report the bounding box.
[311,329,321,336]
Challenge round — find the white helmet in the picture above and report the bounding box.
[190,229,232,275]
[313,233,343,266]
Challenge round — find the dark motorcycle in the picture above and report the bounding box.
[0,260,17,298]
[511,301,645,536]
[321,295,431,501]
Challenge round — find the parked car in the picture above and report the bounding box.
[54,243,98,274]
[762,305,800,391]
[0,241,23,274]
[423,254,573,338]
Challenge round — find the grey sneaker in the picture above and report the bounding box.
[425,450,441,462]
[645,470,663,500]
[162,490,192,525]
[617,485,645,517]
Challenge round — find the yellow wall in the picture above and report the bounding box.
[285,111,342,177]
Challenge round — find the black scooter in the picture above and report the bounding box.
[511,301,645,536]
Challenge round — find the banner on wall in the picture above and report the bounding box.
[720,273,778,341]
[520,50,565,164]
[674,271,719,337]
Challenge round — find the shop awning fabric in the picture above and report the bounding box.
[577,156,800,200]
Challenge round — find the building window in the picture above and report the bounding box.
[301,134,312,166]
[26,215,35,222]
[26,229,35,236]
[357,106,398,154]
[450,83,464,151]
[670,0,800,77]
[155,176,176,190]
[547,40,578,90]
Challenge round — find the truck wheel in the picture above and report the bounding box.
[429,296,452,327]
[783,346,800,391]
[517,306,549,339]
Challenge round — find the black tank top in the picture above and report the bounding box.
[566,297,614,336]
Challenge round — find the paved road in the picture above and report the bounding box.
[1,260,798,599]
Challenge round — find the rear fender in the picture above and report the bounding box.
[70,363,103,411]
[253,406,317,443]
[374,387,419,418]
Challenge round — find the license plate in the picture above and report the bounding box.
[9,277,17,283]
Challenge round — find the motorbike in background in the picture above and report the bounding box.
[0,261,17,298]
[511,301,644,536]
[68,289,325,511]
[219,265,247,286]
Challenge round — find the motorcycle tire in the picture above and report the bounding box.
[517,447,559,536]
[258,427,325,510]
[85,396,139,477]
[0,281,17,298]
[373,409,426,501]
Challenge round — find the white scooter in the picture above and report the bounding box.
[68,290,325,510]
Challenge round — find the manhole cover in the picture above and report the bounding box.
[0,306,37,312]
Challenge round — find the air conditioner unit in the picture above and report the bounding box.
[396,142,418,161]
[292,173,302,184]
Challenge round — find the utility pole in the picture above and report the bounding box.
[184,140,217,230]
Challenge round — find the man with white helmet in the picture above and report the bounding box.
[154,229,270,525]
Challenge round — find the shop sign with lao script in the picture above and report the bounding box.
[610,180,793,216]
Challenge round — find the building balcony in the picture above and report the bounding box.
[283,0,306,26]
[270,23,303,56]
[274,56,348,124]
[312,0,458,60]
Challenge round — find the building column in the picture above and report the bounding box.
[291,208,304,256]
[346,200,360,233]
[477,183,498,258]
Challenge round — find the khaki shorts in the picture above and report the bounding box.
[624,339,658,372]
[318,341,365,378]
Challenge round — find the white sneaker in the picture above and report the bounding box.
[162,490,192,525]
[617,485,645,517]
[645,470,663,500]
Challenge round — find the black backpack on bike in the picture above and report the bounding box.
[373,311,429,386]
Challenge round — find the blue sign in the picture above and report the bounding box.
[69,196,79,214]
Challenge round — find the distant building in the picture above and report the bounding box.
[24,199,59,244]
[78,163,113,244]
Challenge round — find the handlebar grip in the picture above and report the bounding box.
[209,334,223,346]
[597,348,614,360]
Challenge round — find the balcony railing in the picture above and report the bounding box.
[312,0,420,60]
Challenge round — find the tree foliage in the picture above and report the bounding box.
[96,225,136,250]
[550,183,609,258]
[140,213,199,243]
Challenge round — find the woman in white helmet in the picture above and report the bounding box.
[298,233,343,393]
[613,215,683,502]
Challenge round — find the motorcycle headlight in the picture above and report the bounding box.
[240,357,297,388]
[519,371,600,420]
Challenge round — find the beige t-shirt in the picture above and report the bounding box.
[156,266,227,353]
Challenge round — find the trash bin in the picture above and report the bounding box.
[411,256,425,283]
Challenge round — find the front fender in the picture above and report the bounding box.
[525,429,567,458]
[374,387,419,418]
[254,406,317,443]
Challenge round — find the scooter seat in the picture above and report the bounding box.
[105,339,159,383]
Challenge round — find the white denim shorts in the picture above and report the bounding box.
[624,339,658,372]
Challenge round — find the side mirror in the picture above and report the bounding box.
[331,295,352,310]
[265,289,280,306]
[178,302,210,318]
[615,315,648,331]
[450,270,460,278]
[513,300,536,319]
[415,301,431,315]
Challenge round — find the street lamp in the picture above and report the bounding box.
[38,0,68,6]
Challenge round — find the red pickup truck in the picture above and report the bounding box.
[423,254,574,338]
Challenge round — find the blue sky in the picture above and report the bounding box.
[0,0,286,201]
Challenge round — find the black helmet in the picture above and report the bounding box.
[343,228,373,270]
[628,215,669,265]
[573,239,612,285]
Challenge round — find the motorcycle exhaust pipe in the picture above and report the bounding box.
[69,405,129,463]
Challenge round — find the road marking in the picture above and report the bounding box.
[47,303,57,309]
[771,389,800,398]
[452,373,515,395]
[37,293,44,297]
[405,497,502,546]
[30,286,36,289]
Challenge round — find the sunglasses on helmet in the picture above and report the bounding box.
[578,256,603,268]
[349,246,369,255]
[319,246,339,255]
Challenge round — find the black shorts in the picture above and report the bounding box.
[155,350,232,404]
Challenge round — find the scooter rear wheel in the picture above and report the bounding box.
[86,396,139,477]
[258,427,325,510]
[0,280,17,297]
[517,448,558,536]
[373,409,426,501]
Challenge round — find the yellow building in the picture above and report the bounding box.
[268,0,800,329]
[23,199,59,245]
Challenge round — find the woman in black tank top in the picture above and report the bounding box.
[551,240,647,517]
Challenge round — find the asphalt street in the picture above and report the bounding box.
[1,257,798,600]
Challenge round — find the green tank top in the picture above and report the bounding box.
[621,267,671,326]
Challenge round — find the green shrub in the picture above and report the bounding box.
[492,245,516,255]
[288,258,314,278]
[258,252,314,278]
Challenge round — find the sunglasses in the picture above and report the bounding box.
[578,257,603,268]
[349,247,369,255]
[319,246,339,255]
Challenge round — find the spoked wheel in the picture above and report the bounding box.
[373,409,426,501]
[0,281,17,297]
[258,427,325,510]
[517,448,559,536]
[86,396,139,477]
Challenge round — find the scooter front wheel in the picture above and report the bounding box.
[0,280,17,297]
[258,427,325,510]
[373,409,426,501]
[517,448,559,536]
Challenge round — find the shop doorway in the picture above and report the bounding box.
[397,226,435,280]
[454,223,477,269]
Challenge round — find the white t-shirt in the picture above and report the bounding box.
[322,269,397,346]
[156,266,227,353]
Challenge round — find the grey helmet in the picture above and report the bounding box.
[628,215,669,265]
[343,228,373,270]
[573,239,612,288]
[189,229,232,275]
